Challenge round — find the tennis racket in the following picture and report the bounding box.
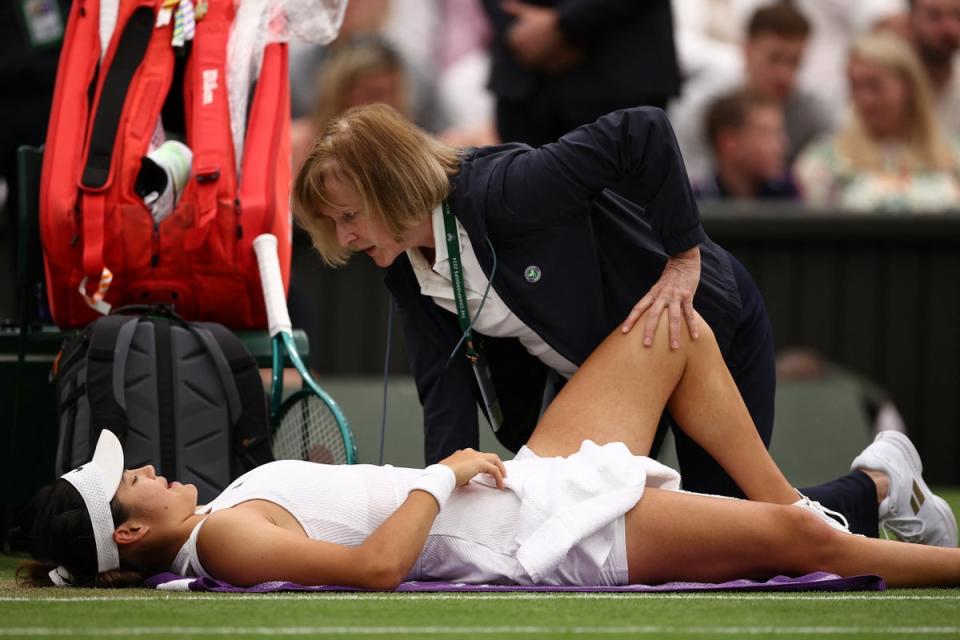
[253,233,357,464]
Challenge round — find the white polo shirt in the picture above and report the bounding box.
[405,206,578,378]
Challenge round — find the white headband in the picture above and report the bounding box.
[51,430,125,584]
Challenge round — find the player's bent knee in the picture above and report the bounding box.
[785,507,846,569]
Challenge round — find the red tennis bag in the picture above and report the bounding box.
[39,0,291,329]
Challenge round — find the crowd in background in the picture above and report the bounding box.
[1,0,959,320]
[288,0,960,213]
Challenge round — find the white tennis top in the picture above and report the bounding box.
[170,441,681,586]
[405,205,579,378]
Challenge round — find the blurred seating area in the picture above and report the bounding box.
[281,0,960,206]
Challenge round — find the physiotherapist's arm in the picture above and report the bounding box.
[492,107,705,348]
[196,493,442,589]
[197,450,505,589]
[492,106,704,256]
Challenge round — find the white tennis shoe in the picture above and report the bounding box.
[851,431,958,547]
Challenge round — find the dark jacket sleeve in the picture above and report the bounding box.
[554,0,646,48]
[487,107,705,256]
[386,260,481,464]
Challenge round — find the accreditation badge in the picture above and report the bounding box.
[471,347,504,433]
[18,0,64,50]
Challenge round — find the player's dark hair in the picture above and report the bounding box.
[15,480,144,588]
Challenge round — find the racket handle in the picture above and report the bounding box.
[253,233,292,337]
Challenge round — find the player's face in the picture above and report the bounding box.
[114,465,198,520]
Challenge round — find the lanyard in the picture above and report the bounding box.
[441,200,479,363]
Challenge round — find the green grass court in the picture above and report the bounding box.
[1,492,959,639]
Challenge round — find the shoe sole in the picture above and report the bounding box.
[930,495,959,547]
[878,431,958,547]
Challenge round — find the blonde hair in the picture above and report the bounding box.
[839,32,954,172]
[312,36,408,135]
[292,103,461,266]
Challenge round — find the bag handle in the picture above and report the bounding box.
[111,303,184,321]
[110,313,242,427]
[190,326,243,426]
[111,317,143,411]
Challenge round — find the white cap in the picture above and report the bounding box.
[51,430,125,584]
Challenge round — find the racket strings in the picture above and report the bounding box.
[272,394,348,464]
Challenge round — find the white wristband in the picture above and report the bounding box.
[409,464,457,510]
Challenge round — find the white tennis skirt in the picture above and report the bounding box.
[407,440,681,586]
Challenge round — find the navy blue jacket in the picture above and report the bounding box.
[385,108,743,463]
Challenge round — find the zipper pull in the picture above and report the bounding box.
[151,221,160,267]
[235,197,242,239]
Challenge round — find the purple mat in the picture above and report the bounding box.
[147,572,884,593]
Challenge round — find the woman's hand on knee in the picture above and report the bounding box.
[621,246,701,349]
[439,449,507,489]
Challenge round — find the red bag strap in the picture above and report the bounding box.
[184,0,234,251]
[79,3,156,293]
[236,41,288,270]
[81,195,106,282]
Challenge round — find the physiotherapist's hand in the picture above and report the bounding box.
[621,246,701,350]
[440,448,507,489]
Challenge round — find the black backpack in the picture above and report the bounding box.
[53,306,273,502]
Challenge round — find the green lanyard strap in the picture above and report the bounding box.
[442,200,480,363]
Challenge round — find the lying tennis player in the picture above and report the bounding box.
[18,310,960,589]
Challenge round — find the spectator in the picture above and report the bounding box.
[697,89,798,200]
[904,0,960,136]
[288,0,449,134]
[671,0,752,86]
[792,0,904,130]
[482,0,681,147]
[794,32,960,211]
[290,35,411,171]
[434,0,499,147]
[673,0,904,133]
[670,1,832,185]
[289,0,389,119]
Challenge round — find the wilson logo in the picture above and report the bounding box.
[202,69,219,105]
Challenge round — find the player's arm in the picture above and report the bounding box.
[197,493,441,589]
[197,451,506,589]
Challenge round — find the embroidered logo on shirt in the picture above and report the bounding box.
[524,265,542,283]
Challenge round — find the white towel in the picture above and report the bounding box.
[473,440,681,583]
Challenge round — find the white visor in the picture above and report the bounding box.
[59,430,125,574]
